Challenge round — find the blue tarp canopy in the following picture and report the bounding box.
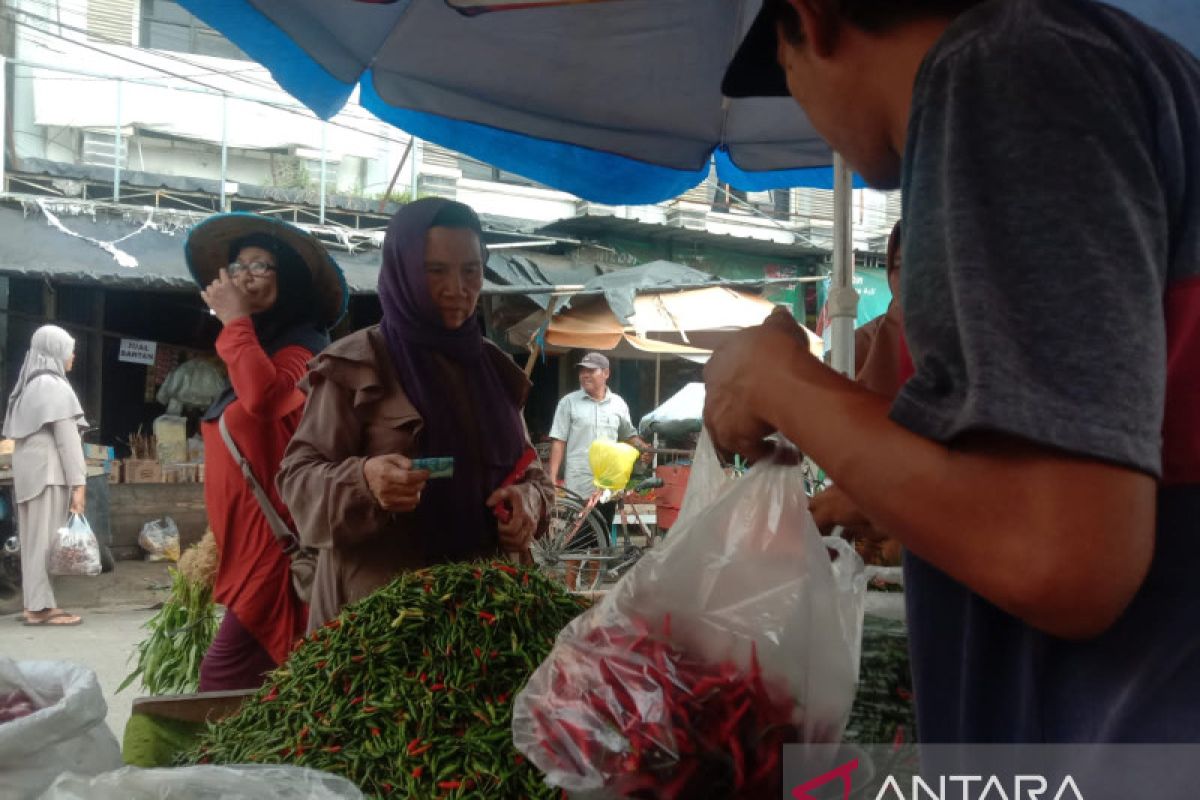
[180,0,1197,205]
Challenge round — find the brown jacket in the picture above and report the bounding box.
[277,325,553,631]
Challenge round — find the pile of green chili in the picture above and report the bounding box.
[179,561,588,798]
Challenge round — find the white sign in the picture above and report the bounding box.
[118,338,157,366]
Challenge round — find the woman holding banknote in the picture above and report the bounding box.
[278,198,553,631]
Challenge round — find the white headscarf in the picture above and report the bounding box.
[2,325,87,440]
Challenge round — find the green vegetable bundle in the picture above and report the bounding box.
[118,567,219,695]
[180,561,589,799]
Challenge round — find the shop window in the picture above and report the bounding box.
[139,0,247,60]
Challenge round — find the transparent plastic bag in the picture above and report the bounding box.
[47,514,101,577]
[37,765,364,800]
[513,431,866,797]
[587,440,640,491]
[138,517,180,563]
[668,427,735,532]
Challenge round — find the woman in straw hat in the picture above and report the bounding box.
[185,213,346,691]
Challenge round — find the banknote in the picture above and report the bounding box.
[411,457,454,479]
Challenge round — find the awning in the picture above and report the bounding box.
[509,288,822,362]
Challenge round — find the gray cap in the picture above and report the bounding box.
[577,352,610,370]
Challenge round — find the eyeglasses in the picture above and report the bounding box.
[228,260,275,277]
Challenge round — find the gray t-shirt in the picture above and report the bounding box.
[549,389,636,499]
[895,0,1200,742]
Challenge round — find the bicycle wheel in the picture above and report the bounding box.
[550,492,609,553]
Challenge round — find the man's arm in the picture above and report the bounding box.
[710,37,1169,640]
[547,439,566,485]
[704,313,1155,641]
[615,402,650,460]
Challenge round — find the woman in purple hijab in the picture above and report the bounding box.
[278,198,554,629]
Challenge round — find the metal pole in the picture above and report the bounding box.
[113,80,122,203]
[654,354,662,407]
[219,93,229,210]
[409,135,419,199]
[0,57,7,193]
[828,153,857,378]
[319,121,328,224]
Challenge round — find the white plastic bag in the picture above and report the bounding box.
[0,658,122,800]
[37,765,364,800]
[138,517,180,562]
[668,427,736,532]
[47,514,102,577]
[512,431,867,797]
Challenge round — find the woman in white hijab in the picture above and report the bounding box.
[2,325,87,626]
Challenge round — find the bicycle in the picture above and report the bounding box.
[533,473,666,591]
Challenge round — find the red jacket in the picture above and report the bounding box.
[201,317,310,664]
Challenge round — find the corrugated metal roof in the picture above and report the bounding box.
[0,198,575,296]
[537,214,827,261]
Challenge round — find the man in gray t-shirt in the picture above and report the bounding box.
[548,353,647,510]
[713,0,1200,743]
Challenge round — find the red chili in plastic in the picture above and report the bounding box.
[530,614,811,799]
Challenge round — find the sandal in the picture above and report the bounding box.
[23,611,82,627]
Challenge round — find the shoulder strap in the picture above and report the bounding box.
[218,415,302,555]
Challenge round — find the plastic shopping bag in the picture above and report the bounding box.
[47,514,102,577]
[0,658,122,799]
[513,431,866,798]
[37,765,364,800]
[138,517,180,563]
[587,439,640,491]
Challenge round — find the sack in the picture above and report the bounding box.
[0,658,122,799]
[47,514,102,577]
[587,439,640,491]
[513,431,866,797]
[137,517,180,563]
[37,765,364,799]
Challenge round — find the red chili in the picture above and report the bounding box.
[478,610,497,624]
[438,781,462,790]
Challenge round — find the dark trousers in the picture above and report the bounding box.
[198,609,277,692]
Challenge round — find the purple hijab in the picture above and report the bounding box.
[378,198,526,561]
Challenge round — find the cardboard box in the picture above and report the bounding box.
[107,461,122,484]
[84,444,115,463]
[124,459,163,484]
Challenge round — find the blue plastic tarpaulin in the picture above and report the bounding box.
[178,0,1198,204]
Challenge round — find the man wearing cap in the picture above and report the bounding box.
[707,0,1200,744]
[548,353,648,527]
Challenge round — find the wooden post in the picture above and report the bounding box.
[88,289,105,433]
[524,305,554,378]
[41,280,56,320]
[378,137,415,213]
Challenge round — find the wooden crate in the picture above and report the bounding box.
[124,459,164,484]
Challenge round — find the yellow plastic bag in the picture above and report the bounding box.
[588,440,640,491]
